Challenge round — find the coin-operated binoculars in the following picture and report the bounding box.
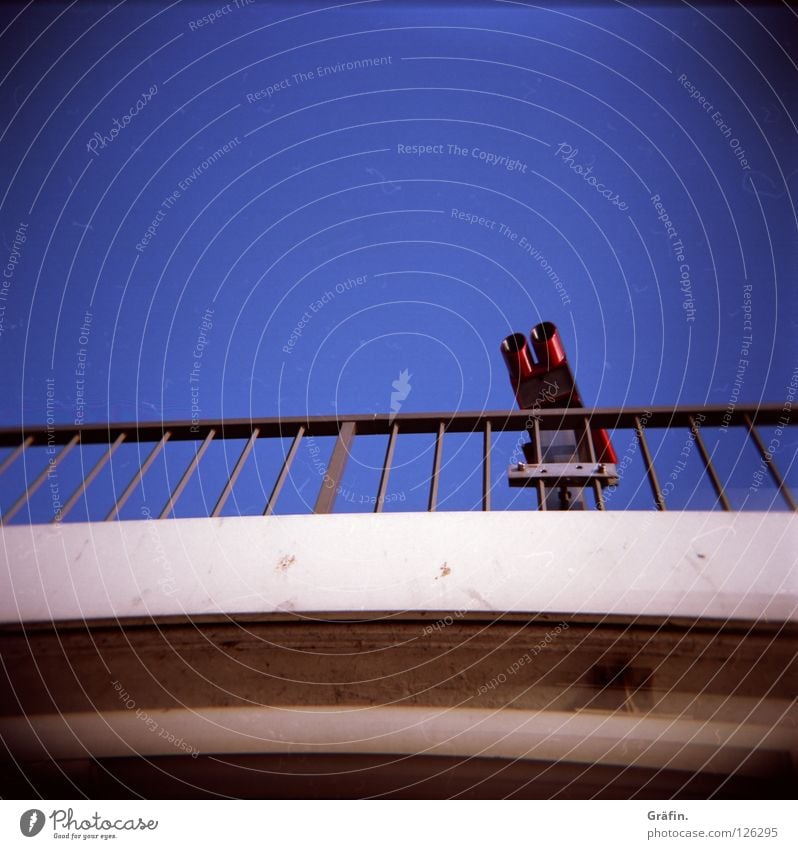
[501,321,618,510]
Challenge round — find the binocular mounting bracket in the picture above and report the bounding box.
[507,462,620,489]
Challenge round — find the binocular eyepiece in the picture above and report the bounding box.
[501,321,568,383]
[500,321,617,465]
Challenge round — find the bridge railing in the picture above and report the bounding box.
[0,404,794,523]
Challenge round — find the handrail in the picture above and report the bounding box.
[0,403,791,446]
[0,404,794,520]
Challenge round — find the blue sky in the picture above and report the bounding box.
[0,1,795,517]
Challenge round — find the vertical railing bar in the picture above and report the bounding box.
[531,416,546,511]
[689,415,732,512]
[580,415,597,463]
[581,416,605,511]
[635,416,666,511]
[428,421,445,512]
[1,434,80,525]
[264,425,305,516]
[105,431,171,521]
[0,435,34,476]
[159,428,216,519]
[211,427,260,518]
[744,414,797,512]
[314,421,356,514]
[482,420,491,512]
[55,432,126,523]
[374,422,398,514]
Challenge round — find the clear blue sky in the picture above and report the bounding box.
[0,1,795,517]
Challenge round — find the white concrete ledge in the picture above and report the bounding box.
[3,705,795,775]
[1,512,795,624]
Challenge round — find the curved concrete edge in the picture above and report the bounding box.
[3,705,796,777]
[1,511,796,624]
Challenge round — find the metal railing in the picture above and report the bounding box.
[0,404,794,523]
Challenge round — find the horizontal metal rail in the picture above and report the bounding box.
[0,404,791,447]
[0,405,794,521]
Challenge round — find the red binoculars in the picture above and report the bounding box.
[501,322,617,464]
